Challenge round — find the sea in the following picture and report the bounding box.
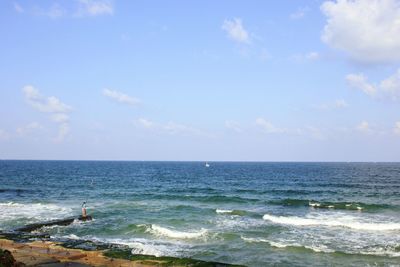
[0,160,400,266]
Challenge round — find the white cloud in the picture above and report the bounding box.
[222,18,250,44]
[47,3,66,19]
[394,121,400,135]
[304,126,325,140]
[255,118,288,134]
[22,85,71,142]
[346,69,400,101]
[335,99,348,108]
[290,7,310,19]
[255,118,325,139]
[54,123,69,143]
[346,73,376,96]
[321,0,400,64]
[32,3,66,19]
[76,0,113,17]
[16,122,42,136]
[51,113,69,123]
[292,51,320,62]
[225,120,242,133]
[306,52,319,60]
[13,2,24,13]
[380,69,400,101]
[136,118,154,129]
[135,118,212,137]
[103,89,140,106]
[18,1,112,18]
[163,122,202,136]
[23,85,72,113]
[356,121,371,133]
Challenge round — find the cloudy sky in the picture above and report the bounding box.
[1,0,400,161]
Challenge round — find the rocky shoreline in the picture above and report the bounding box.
[0,216,245,267]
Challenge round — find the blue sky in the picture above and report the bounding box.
[1,0,400,161]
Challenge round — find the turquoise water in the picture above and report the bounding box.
[1,161,400,266]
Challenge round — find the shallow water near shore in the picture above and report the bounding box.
[1,160,400,266]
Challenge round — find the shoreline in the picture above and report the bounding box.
[0,215,245,267]
[0,236,244,267]
[0,238,131,266]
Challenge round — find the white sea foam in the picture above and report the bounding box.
[147,224,207,239]
[90,237,184,257]
[216,209,233,214]
[240,236,334,253]
[62,234,81,240]
[130,241,169,256]
[214,215,264,231]
[263,213,400,231]
[240,236,269,243]
[0,202,73,227]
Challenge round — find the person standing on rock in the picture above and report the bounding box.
[82,201,87,218]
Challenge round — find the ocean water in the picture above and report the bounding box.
[1,161,400,266]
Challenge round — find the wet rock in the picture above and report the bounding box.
[0,248,26,267]
[15,216,92,233]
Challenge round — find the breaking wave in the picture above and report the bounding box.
[146,224,207,239]
[0,202,73,228]
[215,209,247,216]
[268,198,393,211]
[262,213,400,231]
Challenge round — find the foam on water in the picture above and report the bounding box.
[91,237,186,257]
[59,234,81,240]
[216,209,233,214]
[0,202,73,228]
[241,236,334,253]
[263,213,400,231]
[130,240,174,257]
[2,161,400,266]
[214,215,264,231]
[147,224,208,239]
[215,209,247,216]
[242,235,400,257]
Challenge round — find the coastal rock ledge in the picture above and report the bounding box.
[0,215,245,267]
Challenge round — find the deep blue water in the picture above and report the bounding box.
[1,161,400,266]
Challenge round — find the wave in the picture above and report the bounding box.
[216,209,233,214]
[215,209,246,216]
[59,234,81,240]
[241,236,333,253]
[130,240,171,256]
[268,198,393,211]
[262,213,400,231]
[0,202,73,225]
[147,224,207,239]
[79,236,183,257]
[241,236,400,257]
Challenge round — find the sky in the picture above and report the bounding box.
[1,0,400,161]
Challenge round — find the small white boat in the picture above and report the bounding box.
[205,162,210,167]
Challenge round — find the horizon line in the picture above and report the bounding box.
[0,159,399,163]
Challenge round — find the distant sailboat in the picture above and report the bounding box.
[205,162,210,167]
